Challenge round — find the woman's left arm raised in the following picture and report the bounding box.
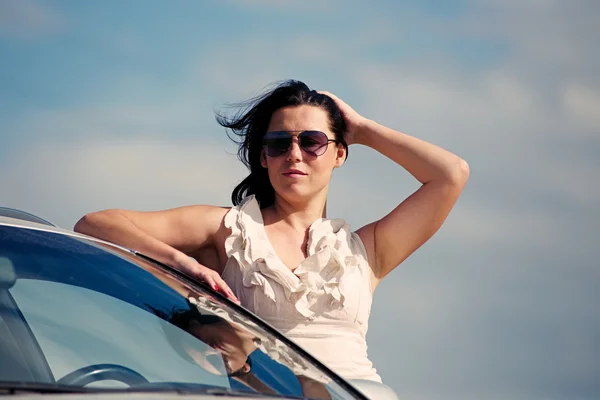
[323,92,470,289]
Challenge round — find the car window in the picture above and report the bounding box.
[10,279,230,387]
[0,226,360,399]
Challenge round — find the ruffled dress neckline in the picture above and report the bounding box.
[223,195,361,318]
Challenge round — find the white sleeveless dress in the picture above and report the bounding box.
[221,195,382,382]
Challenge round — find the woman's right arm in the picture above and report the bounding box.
[73,205,239,303]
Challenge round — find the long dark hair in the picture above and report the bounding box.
[216,80,348,208]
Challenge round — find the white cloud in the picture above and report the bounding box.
[0,137,247,229]
[16,105,210,139]
[188,35,348,102]
[461,0,600,76]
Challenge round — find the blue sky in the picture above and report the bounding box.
[1,1,599,399]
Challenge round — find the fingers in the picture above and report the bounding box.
[317,90,347,109]
[317,90,336,100]
[214,275,241,304]
[180,258,241,304]
[197,268,240,304]
[317,90,343,105]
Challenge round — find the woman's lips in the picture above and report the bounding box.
[282,169,306,178]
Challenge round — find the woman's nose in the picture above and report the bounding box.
[286,137,302,161]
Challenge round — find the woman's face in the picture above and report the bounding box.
[261,105,346,203]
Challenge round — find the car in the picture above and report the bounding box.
[0,208,398,400]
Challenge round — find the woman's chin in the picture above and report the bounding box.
[274,185,308,198]
[274,186,325,204]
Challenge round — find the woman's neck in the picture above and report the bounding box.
[266,194,328,232]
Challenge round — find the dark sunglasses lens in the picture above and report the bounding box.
[299,131,330,156]
[263,132,291,157]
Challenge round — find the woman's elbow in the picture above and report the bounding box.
[74,213,96,235]
[444,158,470,189]
[73,210,117,235]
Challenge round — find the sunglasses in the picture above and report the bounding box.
[262,130,338,157]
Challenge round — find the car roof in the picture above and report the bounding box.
[0,207,57,227]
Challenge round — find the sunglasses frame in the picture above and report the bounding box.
[262,130,339,157]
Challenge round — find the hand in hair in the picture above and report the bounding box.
[318,91,367,146]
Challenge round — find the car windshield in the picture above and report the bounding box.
[0,225,361,399]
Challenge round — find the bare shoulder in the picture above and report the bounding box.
[152,203,229,233]
[210,205,235,246]
[188,204,230,229]
[182,205,232,271]
[181,204,232,245]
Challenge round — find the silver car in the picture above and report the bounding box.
[0,208,397,400]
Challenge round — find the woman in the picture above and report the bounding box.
[74,80,469,383]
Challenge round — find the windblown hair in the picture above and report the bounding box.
[216,80,348,208]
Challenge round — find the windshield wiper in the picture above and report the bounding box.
[0,382,292,398]
[128,384,290,398]
[0,382,93,394]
